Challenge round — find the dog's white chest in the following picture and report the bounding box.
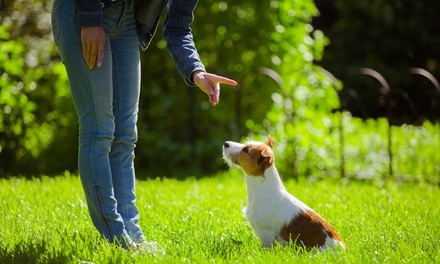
[243,168,309,241]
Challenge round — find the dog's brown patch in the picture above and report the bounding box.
[280,210,343,249]
[234,143,274,176]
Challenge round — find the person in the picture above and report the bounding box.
[51,0,237,251]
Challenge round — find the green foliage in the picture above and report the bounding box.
[0,174,439,263]
[0,0,438,181]
[135,0,340,178]
[243,0,341,178]
[4,0,323,177]
[0,22,75,177]
[0,26,35,173]
[243,1,440,181]
[137,1,281,176]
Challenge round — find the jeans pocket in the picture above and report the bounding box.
[51,0,61,43]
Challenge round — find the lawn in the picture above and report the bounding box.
[0,171,439,263]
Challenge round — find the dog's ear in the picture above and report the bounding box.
[266,136,276,149]
[261,148,272,158]
[259,148,274,167]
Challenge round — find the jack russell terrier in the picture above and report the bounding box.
[222,137,345,251]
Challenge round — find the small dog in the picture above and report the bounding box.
[222,137,345,251]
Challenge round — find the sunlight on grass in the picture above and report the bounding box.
[0,172,439,263]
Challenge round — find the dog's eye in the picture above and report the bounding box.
[242,146,249,153]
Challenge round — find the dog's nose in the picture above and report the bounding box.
[224,142,230,148]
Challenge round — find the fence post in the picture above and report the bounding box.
[359,68,393,179]
[409,68,440,185]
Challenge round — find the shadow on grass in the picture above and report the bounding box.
[0,240,70,264]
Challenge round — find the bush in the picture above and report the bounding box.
[136,0,327,177]
[0,0,339,179]
[0,23,75,177]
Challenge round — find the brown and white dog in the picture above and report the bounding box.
[222,137,345,251]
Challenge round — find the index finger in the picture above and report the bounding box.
[212,75,238,86]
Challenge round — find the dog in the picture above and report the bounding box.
[222,137,345,251]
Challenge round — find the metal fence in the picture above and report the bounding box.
[257,67,440,184]
[327,67,440,184]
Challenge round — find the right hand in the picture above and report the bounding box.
[192,70,238,106]
[81,26,106,69]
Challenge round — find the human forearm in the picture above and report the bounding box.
[163,0,205,86]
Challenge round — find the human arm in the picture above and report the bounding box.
[163,0,237,105]
[163,0,206,85]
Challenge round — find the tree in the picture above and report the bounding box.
[0,0,330,178]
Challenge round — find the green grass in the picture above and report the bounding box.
[1,171,439,263]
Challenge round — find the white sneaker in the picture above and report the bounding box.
[135,241,165,256]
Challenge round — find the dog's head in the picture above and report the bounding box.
[222,137,275,176]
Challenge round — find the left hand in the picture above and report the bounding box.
[80,26,106,69]
[192,70,238,106]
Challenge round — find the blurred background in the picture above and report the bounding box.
[0,0,439,182]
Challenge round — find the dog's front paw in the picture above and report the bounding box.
[242,207,247,216]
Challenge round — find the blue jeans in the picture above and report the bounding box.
[51,0,143,246]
